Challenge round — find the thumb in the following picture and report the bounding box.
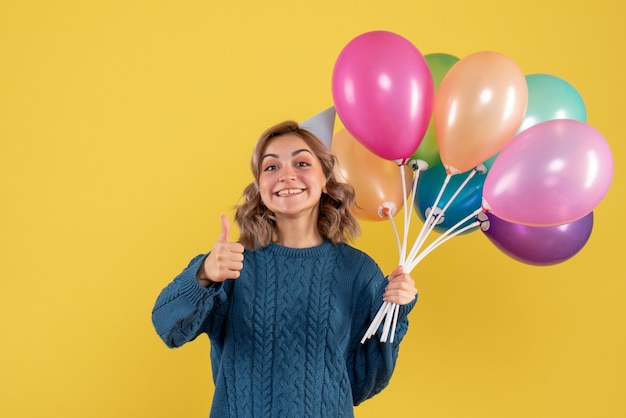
[218,214,231,242]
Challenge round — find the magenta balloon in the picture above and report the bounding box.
[483,119,613,226]
[332,31,434,161]
[481,212,593,266]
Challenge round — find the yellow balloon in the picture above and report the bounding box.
[434,51,528,174]
[332,129,412,221]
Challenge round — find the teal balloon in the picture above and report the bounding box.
[414,163,485,234]
[482,152,499,171]
[518,74,586,133]
[411,53,460,167]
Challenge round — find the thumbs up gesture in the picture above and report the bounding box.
[197,214,245,287]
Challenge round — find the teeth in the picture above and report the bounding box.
[277,188,303,196]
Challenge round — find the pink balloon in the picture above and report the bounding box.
[332,31,434,161]
[483,119,613,226]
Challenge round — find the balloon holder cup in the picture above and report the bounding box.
[378,202,397,218]
[477,211,490,231]
[408,159,429,172]
[424,207,445,225]
[475,163,487,174]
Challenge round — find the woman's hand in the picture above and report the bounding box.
[197,214,244,287]
[383,266,417,305]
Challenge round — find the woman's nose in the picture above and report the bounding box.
[279,166,296,181]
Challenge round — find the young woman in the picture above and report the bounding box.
[152,121,417,417]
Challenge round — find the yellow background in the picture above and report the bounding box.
[1,1,624,417]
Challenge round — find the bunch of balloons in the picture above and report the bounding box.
[330,30,613,341]
[331,30,613,267]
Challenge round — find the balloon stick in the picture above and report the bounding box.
[405,173,452,265]
[364,164,422,343]
[406,207,482,271]
[383,208,402,258]
[399,166,409,265]
[363,165,484,343]
[406,169,476,265]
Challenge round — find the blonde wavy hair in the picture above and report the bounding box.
[235,120,361,249]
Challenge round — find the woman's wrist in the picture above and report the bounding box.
[197,277,216,288]
[196,263,216,288]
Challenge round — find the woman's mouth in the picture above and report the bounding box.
[276,188,304,196]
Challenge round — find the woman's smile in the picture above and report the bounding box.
[276,188,305,196]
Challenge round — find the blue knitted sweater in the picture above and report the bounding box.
[152,240,415,418]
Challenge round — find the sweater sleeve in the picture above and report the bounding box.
[347,258,417,405]
[151,254,229,348]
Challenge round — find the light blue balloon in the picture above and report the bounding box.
[518,74,587,133]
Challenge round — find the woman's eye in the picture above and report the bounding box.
[296,161,311,167]
[263,164,278,172]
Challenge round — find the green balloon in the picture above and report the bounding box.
[426,53,461,89]
[411,53,459,168]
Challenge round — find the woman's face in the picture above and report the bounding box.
[258,134,327,222]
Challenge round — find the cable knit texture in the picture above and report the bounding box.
[152,240,415,418]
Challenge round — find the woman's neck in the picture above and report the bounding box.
[275,215,323,248]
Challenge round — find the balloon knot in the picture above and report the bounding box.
[444,164,461,175]
[481,198,492,213]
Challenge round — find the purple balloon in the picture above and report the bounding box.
[480,211,594,266]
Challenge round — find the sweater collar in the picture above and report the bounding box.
[265,239,335,258]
